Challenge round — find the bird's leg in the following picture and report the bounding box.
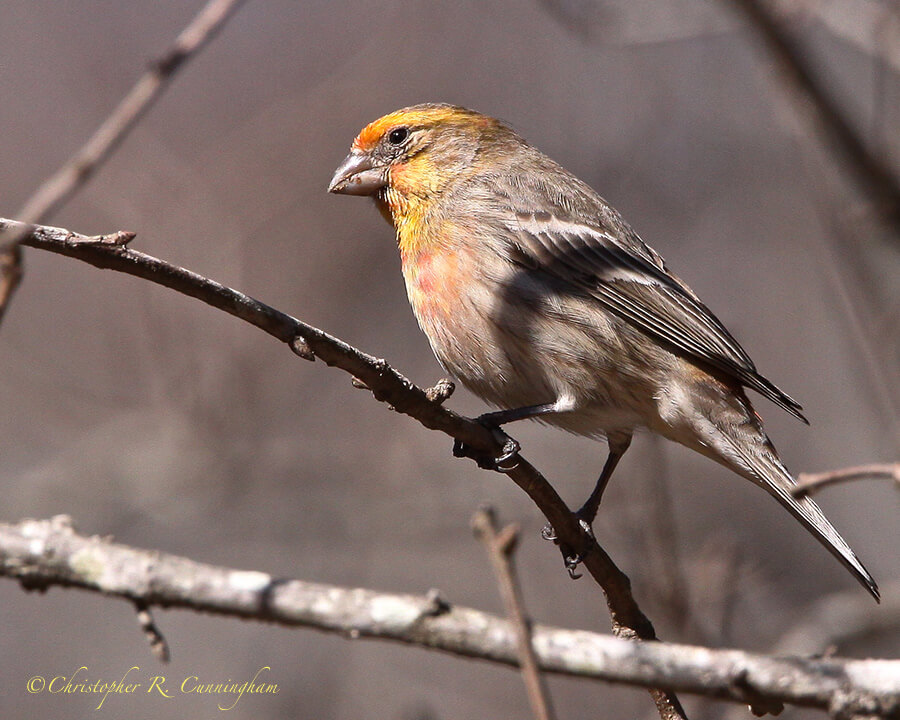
[477,402,560,426]
[574,439,629,526]
[543,433,632,578]
[452,402,560,471]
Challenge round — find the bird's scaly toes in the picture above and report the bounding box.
[452,427,520,472]
[542,516,596,580]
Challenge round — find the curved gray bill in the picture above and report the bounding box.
[328,152,386,195]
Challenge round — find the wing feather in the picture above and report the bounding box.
[507,210,807,422]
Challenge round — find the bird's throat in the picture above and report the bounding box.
[379,187,435,257]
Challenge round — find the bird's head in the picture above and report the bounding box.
[328,104,506,220]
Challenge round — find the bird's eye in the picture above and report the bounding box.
[387,127,410,146]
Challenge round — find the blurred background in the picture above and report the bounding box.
[1,1,897,718]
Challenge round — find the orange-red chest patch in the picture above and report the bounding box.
[402,246,464,325]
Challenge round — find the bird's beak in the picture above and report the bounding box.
[328,151,387,195]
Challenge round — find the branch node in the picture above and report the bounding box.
[828,688,882,720]
[62,230,136,248]
[289,335,315,361]
[152,47,190,76]
[496,524,520,556]
[350,376,369,390]
[423,588,451,617]
[107,230,136,246]
[471,505,498,538]
[18,574,52,594]
[732,668,785,716]
[49,514,75,531]
[425,378,455,404]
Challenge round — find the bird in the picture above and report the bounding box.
[328,103,879,600]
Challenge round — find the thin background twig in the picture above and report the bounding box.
[0,0,248,326]
[792,463,900,499]
[727,0,900,236]
[473,507,556,720]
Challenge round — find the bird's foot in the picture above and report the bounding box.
[541,514,596,579]
[452,425,520,472]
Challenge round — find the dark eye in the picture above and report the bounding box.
[388,127,409,146]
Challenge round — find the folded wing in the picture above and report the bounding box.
[507,209,807,423]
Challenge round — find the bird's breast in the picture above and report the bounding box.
[401,246,465,330]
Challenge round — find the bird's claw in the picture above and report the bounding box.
[452,428,520,472]
[542,517,596,580]
[493,435,521,471]
[564,557,583,580]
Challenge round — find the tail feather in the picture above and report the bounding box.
[668,369,878,600]
[730,437,880,601]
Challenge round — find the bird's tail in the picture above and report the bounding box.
[710,417,880,602]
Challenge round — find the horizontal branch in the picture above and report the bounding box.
[2,516,898,716]
[793,463,900,498]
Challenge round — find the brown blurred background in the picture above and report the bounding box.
[1,1,897,718]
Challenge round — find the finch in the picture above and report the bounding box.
[329,103,878,600]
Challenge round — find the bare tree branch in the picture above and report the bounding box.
[726,0,900,440]
[0,0,248,325]
[18,0,248,225]
[0,217,684,717]
[0,243,22,326]
[473,507,556,720]
[1,516,898,716]
[727,0,900,237]
[773,0,900,76]
[792,463,900,498]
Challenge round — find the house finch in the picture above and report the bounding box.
[329,103,878,600]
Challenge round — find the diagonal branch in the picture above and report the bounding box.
[0,216,685,719]
[773,0,900,76]
[727,0,900,238]
[0,0,249,326]
[17,0,248,225]
[2,516,899,716]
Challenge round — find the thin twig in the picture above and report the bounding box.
[0,243,22,326]
[728,0,900,237]
[133,600,171,663]
[473,507,556,720]
[0,0,248,326]
[2,217,686,719]
[729,0,900,437]
[792,463,900,499]
[773,0,900,76]
[2,517,899,716]
[17,0,248,224]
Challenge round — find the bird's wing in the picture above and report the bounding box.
[506,209,807,422]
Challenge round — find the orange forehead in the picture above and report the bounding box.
[351,104,483,151]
